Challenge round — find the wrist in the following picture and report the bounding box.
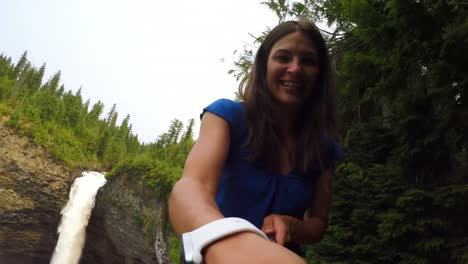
[204,232,260,262]
[181,217,268,264]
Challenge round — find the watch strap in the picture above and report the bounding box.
[187,217,268,263]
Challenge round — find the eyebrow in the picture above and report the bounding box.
[272,49,291,54]
[273,48,317,57]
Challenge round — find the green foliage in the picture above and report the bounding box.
[0,75,15,102]
[108,153,153,179]
[0,103,13,116]
[112,118,194,200]
[4,111,20,128]
[29,122,89,167]
[170,234,181,263]
[143,160,183,201]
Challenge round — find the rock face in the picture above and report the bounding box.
[0,123,71,263]
[0,123,173,264]
[81,171,171,264]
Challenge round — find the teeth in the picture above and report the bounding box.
[280,81,301,88]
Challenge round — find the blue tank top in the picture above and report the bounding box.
[201,99,343,229]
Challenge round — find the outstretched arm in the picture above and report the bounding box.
[168,112,306,264]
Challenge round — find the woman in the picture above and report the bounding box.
[169,18,343,264]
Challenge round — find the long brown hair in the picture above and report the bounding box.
[238,19,337,173]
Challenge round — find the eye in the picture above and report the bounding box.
[272,51,291,63]
[275,55,290,63]
[302,56,317,66]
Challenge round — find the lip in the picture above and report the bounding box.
[278,82,301,95]
[278,80,304,93]
[279,80,303,87]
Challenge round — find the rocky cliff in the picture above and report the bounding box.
[0,122,71,263]
[0,123,172,264]
[80,169,172,264]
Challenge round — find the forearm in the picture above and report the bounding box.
[286,215,327,244]
[168,177,224,235]
[169,179,306,264]
[205,232,306,264]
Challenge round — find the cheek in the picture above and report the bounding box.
[267,65,283,83]
[266,68,278,87]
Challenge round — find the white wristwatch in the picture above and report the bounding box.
[180,217,269,264]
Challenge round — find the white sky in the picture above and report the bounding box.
[0,0,279,143]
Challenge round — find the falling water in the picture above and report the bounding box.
[50,171,107,264]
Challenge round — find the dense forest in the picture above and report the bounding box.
[1,0,467,263]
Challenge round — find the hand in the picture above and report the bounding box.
[261,214,293,246]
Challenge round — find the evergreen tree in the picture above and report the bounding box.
[62,89,84,128]
[180,118,195,144]
[12,51,28,80]
[87,101,104,126]
[20,64,45,98]
[106,103,118,128]
[42,71,61,93]
[120,114,131,139]
[0,55,14,102]
[29,87,64,123]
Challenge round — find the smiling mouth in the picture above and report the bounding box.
[279,81,303,94]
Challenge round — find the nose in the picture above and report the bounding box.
[287,58,301,74]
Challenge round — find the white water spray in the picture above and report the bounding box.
[50,171,107,264]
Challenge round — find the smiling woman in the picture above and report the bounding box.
[169,18,343,264]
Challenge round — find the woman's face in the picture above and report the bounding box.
[266,31,320,108]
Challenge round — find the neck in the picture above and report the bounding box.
[272,103,300,138]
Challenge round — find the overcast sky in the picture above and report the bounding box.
[0,0,279,142]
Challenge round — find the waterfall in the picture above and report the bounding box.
[50,171,107,264]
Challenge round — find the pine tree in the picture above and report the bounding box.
[106,103,118,128]
[43,71,61,93]
[87,101,104,126]
[12,51,28,80]
[180,118,195,143]
[31,64,46,92]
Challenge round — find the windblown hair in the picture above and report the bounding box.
[238,18,337,173]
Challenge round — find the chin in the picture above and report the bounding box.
[269,89,304,108]
[277,95,302,107]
